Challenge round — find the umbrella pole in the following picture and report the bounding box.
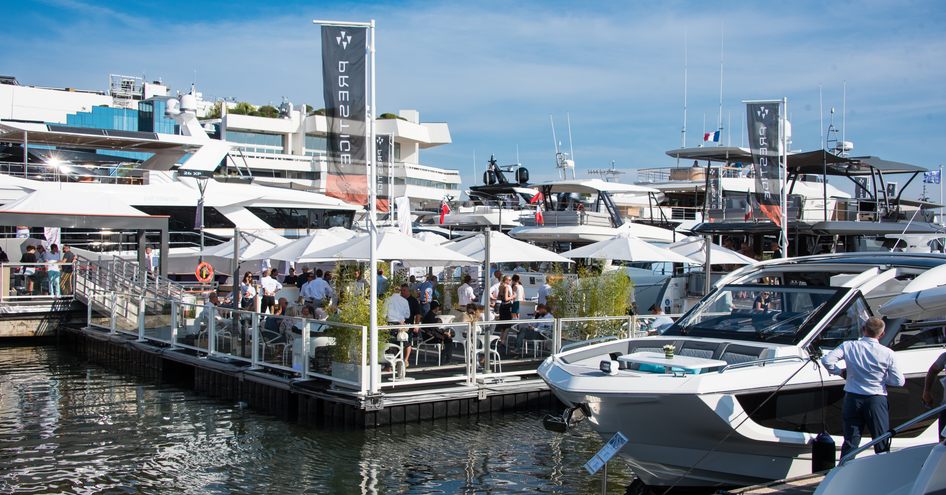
[481,228,492,372]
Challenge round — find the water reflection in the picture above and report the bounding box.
[0,344,633,494]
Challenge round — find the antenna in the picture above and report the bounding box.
[841,81,847,156]
[682,28,688,149]
[819,85,824,148]
[717,22,724,147]
[567,113,575,175]
[550,115,559,154]
[516,144,520,164]
[587,161,625,182]
[473,150,477,186]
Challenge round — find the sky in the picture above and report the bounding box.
[3,0,946,198]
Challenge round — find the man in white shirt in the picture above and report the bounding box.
[537,280,552,306]
[385,284,412,325]
[258,269,282,314]
[822,317,905,458]
[307,271,336,308]
[647,305,674,335]
[457,275,475,307]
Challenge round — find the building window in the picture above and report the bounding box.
[227,130,284,154]
[394,142,401,160]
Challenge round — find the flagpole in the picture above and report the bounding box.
[313,18,379,394]
[780,97,788,258]
[367,19,379,394]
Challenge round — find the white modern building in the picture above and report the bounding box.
[216,106,461,211]
[0,74,463,212]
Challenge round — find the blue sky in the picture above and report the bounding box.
[3,0,946,198]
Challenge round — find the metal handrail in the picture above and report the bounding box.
[839,402,946,465]
[717,355,807,373]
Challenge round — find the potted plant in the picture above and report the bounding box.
[325,290,385,389]
[663,344,675,359]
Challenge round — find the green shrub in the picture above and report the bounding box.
[326,290,386,364]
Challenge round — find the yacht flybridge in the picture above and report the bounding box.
[0,93,358,248]
[508,179,675,246]
[539,253,946,491]
[638,146,944,254]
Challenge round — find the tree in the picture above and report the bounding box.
[256,105,280,118]
[204,102,222,119]
[229,101,256,116]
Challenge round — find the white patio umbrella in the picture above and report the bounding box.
[300,228,477,266]
[560,233,697,264]
[413,231,449,245]
[246,228,354,263]
[447,230,573,264]
[201,230,290,260]
[668,236,756,265]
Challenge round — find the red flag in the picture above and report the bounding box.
[760,204,782,227]
[535,206,544,225]
[529,191,544,204]
[439,200,451,224]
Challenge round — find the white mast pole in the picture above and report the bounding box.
[567,113,575,179]
[781,97,789,258]
[313,17,378,392]
[682,28,688,149]
[367,19,379,393]
[717,23,724,147]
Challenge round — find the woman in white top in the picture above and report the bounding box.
[511,274,526,319]
[46,244,62,296]
[239,272,257,310]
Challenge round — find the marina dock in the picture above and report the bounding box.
[58,324,557,429]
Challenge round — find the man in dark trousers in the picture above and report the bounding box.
[822,317,905,458]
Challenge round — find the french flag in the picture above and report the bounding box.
[703,130,720,142]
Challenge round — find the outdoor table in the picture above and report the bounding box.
[617,351,726,374]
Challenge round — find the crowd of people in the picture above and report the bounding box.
[7,243,77,296]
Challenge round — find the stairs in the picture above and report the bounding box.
[73,254,189,331]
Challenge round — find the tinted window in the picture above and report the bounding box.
[133,205,235,230]
[246,207,354,230]
[888,322,946,351]
[812,295,871,351]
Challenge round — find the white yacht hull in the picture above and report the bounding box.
[539,339,943,489]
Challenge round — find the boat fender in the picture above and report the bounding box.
[811,431,836,473]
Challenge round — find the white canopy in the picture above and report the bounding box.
[1,190,150,217]
[413,231,449,245]
[447,230,573,264]
[531,179,659,195]
[668,236,756,265]
[301,228,477,266]
[246,228,355,262]
[560,233,697,264]
[201,230,290,259]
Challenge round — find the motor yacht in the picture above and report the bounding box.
[508,179,676,247]
[437,155,537,231]
[539,252,946,491]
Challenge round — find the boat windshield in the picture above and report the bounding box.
[663,284,847,344]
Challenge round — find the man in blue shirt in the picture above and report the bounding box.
[822,317,905,458]
[418,275,435,316]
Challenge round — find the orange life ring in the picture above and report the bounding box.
[195,261,214,283]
